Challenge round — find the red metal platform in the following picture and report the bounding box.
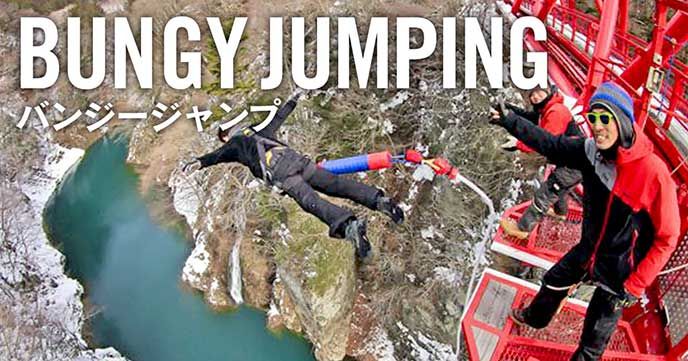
[462,269,663,361]
[491,201,583,270]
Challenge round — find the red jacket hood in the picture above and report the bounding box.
[517,92,571,153]
[616,123,654,165]
[540,92,566,115]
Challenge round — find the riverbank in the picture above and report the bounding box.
[0,126,127,361]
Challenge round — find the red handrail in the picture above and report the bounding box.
[496,1,688,359]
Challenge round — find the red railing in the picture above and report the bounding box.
[490,1,688,360]
[589,55,688,181]
[508,0,688,180]
[547,3,648,66]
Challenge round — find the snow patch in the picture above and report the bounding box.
[380,91,411,112]
[434,267,462,285]
[168,168,201,227]
[396,322,454,361]
[4,138,127,360]
[359,326,397,361]
[267,300,280,318]
[420,226,444,240]
[229,237,244,304]
[182,234,211,290]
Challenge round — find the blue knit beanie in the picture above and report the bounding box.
[589,82,636,148]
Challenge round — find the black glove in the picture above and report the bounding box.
[182,159,202,174]
[489,97,509,125]
[612,290,638,311]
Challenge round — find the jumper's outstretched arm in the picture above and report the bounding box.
[256,92,302,138]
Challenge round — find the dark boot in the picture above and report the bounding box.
[376,196,404,224]
[519,285,572,329]
[345,219,373,263]
[509,308,530,327]
[569,288,623,361]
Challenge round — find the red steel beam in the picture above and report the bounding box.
[511,0,525,15]
[636,3,669,129]
[536,0,557,20]
[621,11,688,90]
[618,0,629,36]
[580,0,621,105]
[668,331,688,361]
[663,0,688,13]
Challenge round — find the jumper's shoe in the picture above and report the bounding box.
[546,208,567,221]
[509,308,530,328]
[345,219,373,263]
[377,196,405,224]
[500,218,530,239]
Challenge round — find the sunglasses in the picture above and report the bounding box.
[586,112,615,125]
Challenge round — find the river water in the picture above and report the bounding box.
[44,137,315,361]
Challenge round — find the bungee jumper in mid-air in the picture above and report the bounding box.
[182,91,404,263]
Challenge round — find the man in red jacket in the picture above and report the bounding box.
[508,86,572,153]
[501,86,583,239]
[491,81,680,361]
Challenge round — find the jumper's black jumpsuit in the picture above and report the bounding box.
[196,99,382,238]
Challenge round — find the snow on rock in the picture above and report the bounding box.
[360,326,397,361]
[182,233,211,290]
[412,164,436,182]
[499,179,523,211]
[173,167,229,298]
[208,279,227,306]
[420,226,444,240]
[433,267,463,285]
[168,168,202,228]
[267,299,280,318]
[171,166,213,291]
[2,138,127,361]
[396,322,454,361]
[380,91,411,112]
[73,348,126,361]
[229,235,244,304]
[98,0,127,14]
[367,116,397,135]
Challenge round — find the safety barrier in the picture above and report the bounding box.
[461,269,661,360]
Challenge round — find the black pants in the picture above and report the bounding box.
[268,148,382,238]
[518,166,582,232]
[521,246,623,361]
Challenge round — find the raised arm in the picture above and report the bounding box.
[505,102,539,124]
[498,111,589,170]
[256,98,298,138]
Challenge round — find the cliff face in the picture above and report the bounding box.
[0,125,127,361]
[0,3,129,360]
[149,0,529,359]
[274,205,357,361]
